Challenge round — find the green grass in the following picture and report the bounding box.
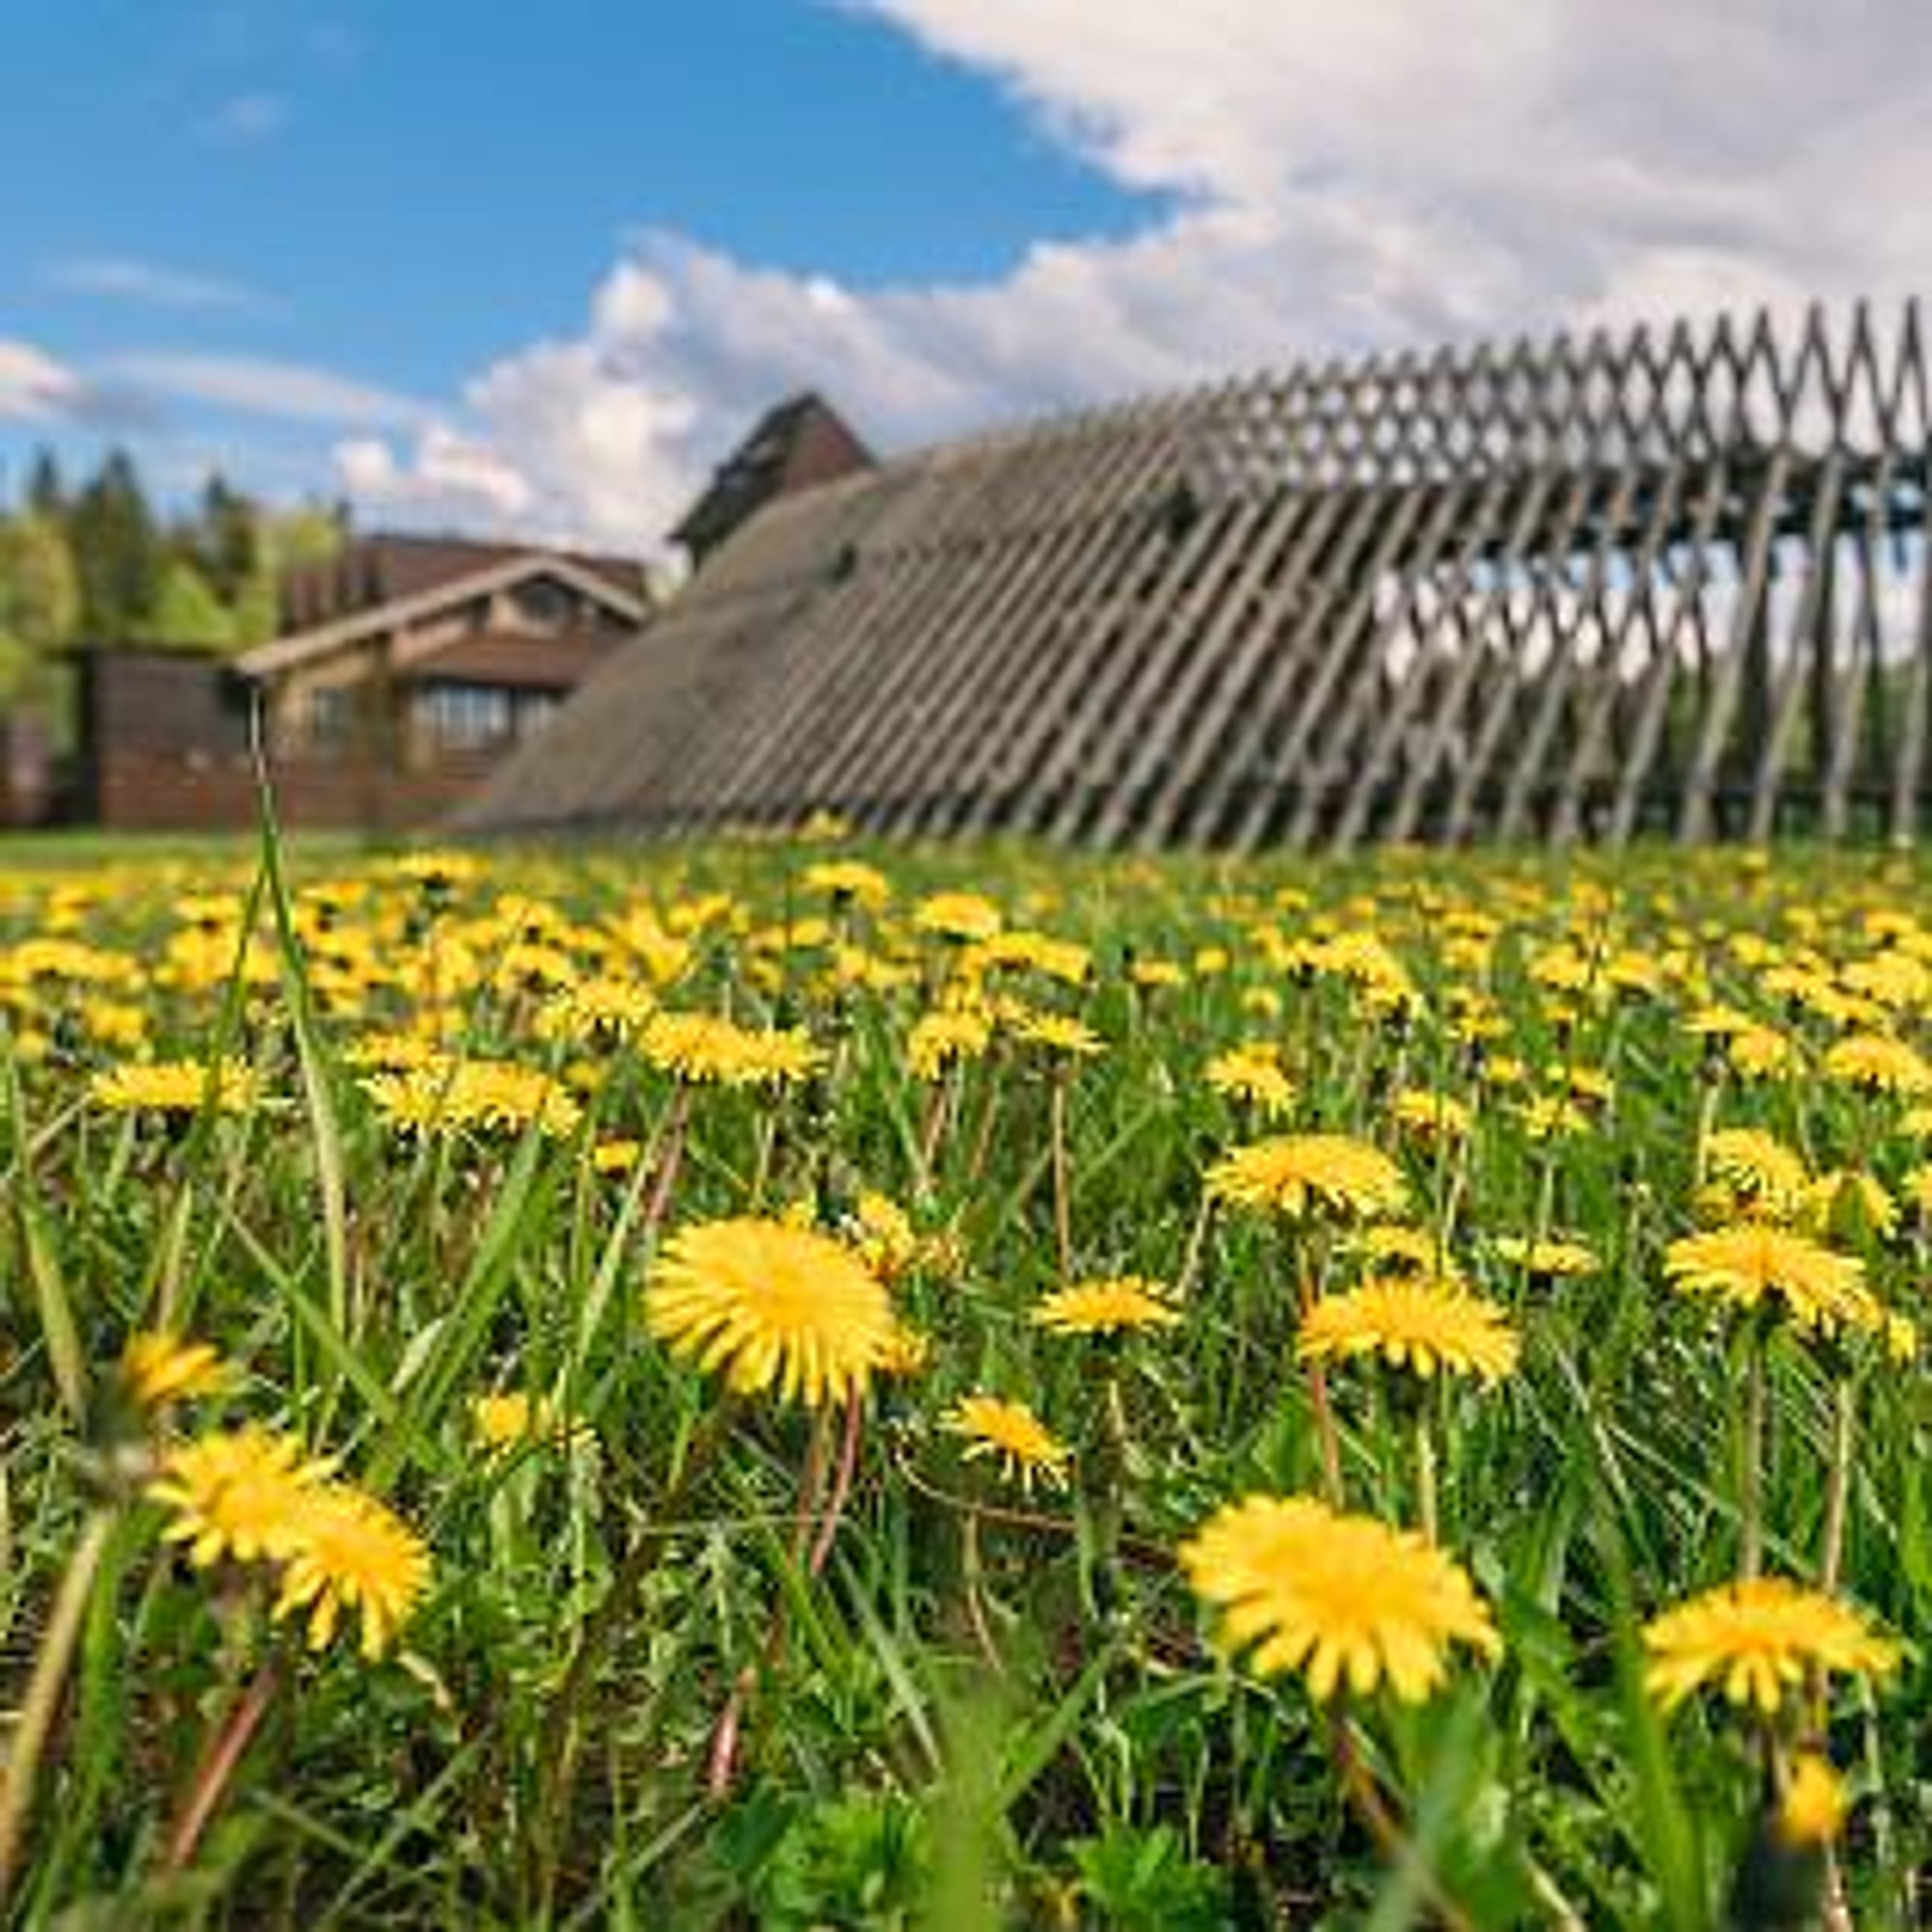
[0,832,1927,1927]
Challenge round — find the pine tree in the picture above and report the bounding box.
[24,446,65,521]
[70,449,160,639]
[196,471,259,604]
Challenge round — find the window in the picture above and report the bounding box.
[512,578,573,629]
[416,683,514,753]
[514,691,559,738]
[303,686,352,753]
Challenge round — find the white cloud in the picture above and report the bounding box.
[336,425,536,523]
[338,2,1932,547]
[0,340,87,423]
[103,352,430,431]
[47,255,262,311]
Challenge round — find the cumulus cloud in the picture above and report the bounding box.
[335,2,1932,548]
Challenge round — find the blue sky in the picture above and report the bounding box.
[4,2,1928,551]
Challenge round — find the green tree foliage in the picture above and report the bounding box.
[138,555,236,651]
[0,512,81,716]
[68,448,161,640]
[0,450,350,724]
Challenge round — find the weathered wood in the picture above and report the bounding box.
[464,301,1932,850]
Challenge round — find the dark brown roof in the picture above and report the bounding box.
[279,533,648,631]
[670,393,873,564]
[401,630,612,692]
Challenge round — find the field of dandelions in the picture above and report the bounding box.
[2,829,1929,1928]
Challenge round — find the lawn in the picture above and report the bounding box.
[0,829,1926,1927]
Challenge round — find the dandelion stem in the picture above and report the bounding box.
[1307,1360,1346,1508]
[0,1508,114,1908]
[1048,1068,1073,1280]
[1818,1375,1856,1593]
[1739,1327,1767,1580]
[163,1660,280,1872]
[532,1403,728,1905]
[960,1506,1005,1676]
[642,1083,694,1236]
[1412,1406,1439,1546]
[1327,1710,1473,1932]
[808,1399,865,1578]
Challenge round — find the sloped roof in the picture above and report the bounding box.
[464,302,1932,849]
[240,551,649,680]
[669,393,873,562]
[279,532,647,631]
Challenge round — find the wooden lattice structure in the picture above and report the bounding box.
[469,301,1932,847]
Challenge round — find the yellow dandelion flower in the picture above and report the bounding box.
[123,1332,232,1409]
[1491,1235,1599,1278]
[645,1216,895,1409]
[1776,1753,1848,1849]
[1011,1011,1103,1058]
[1822,1032,1932,1096]
[641,1011,822,1088]
[1663,1224,1882,1337]
[1207,1133,1407,1220]
[1033,1277,1180,1338]
[802,859,892,908]
[1390,1089,1471,1143]
[1802,1169,1898,1243]
[1728,1027,1798,1080]
[846,1191,956,1282]
[1205,1044,1295,1116]
[91,1057,257,1116]
[906,1009,993,1080]
[942,1393,1071,1492]
[1297,1278,1519,1384]
[1180,1494,1497,1703]
[149,1428,333,1569]
[1642,1577,1899,1715]
[536,975,657,1043]
[876,1323,932,1378]
[272,1485,433,1660]
[1702,1128,1809,1219]
[470,1391,591,1454]
[913,892,1004,943]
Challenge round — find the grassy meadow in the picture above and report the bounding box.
[1,827,1928,1927]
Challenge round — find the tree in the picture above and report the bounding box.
[0,510,80,722]
[196,471,259,604]
[0,512,80,649]
[138,555,234,651]
[24,446,65,521]
[70,448,160,639]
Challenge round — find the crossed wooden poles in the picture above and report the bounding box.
[470,299,1932,848]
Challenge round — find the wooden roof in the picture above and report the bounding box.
[466,301,1932,848]
[279,533,647,632]
[669,393,873,562]
[240,552,648,680]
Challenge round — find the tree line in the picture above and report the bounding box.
[0,445,347,724]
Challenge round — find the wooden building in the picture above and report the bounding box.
[467,302,1932,849]
[75,535,648,831]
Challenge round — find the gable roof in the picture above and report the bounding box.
[239,551,650,681]
[279,532,646,631]
[670,393,873,563]
[463,300,1932,851]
